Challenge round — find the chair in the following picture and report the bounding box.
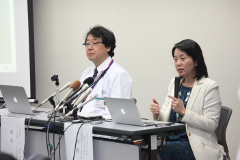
[215,106,232,160]
[132,98,137,104]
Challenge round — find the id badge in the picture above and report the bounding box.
[94,97,106,108]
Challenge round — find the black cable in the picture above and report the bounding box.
[72,122,87,160]
[49,120,74,159]
[24,103,50,160]
[58,125,61,160]
[49,113,61,160]
[52,112,57,160]
[0,103,6,108]
[46,118,51,159]
[46,111,56,160]
[23,111,35,160]
[24,103,54,159]
[45,128,50,159]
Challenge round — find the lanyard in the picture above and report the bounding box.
[91,59,114,89]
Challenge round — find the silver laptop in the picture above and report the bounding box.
[0,85,48,115]
[104,97,166,126]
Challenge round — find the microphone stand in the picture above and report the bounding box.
[48,96,56,108]
[55,84,59,105]
[51,75,60,117]
[64,100,79,120]
[55,82,60,116]
[72,109,79,120]
[54,81,60,106]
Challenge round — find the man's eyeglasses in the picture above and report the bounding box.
[82,42,103,47]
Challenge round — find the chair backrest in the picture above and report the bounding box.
[215,106,232,160]
[132,98,137,104]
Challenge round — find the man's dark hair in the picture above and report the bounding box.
[172,39,208,80]
[0,152,16,160]
[85,25,116,57]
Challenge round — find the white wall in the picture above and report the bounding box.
[33,0,240,159]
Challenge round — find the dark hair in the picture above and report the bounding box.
[172,39,208,80]
[85,25,116,57]
[26,154,49,160]
[0,152,16,160]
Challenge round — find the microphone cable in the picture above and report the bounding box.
[46,110,63,160]
[45,111,56,159]
[23,103,53,160]
[49,119,88,160]
[72,121,88,160]
[52,112,58,160]
[23,112,36,160]
[0,103,6,109]
[49,119,74,160]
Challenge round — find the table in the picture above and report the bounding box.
[93,122,185,160]
[0,108,185,160]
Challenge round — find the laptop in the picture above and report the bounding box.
[104,97,166,126]
[0,85,49,115]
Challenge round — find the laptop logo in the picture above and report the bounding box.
[121,108,126,114]
[13,96,18,103]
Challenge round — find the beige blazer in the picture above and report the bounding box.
[156,77,223,160]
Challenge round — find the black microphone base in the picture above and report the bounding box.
[47,111,61,118]
[55,116,74,122]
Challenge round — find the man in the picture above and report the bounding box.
[79,25,133,115]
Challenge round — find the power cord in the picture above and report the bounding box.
[0,103,6,109]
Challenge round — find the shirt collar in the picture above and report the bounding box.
[95,56,112,73]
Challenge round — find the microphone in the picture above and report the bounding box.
[54,80,81,111]
[73,88,92,107]
[56,87,92,112]
[63,93,98,118]
[57,83,89,111]
[174,77,181,98]
[56,77,94,111]
[174,77,181,122]
[65,77,94,102]
[71,83,89,105]
[39,81,72,106]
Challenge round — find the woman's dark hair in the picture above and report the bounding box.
[172,39,208,80]
[85,25,116,57]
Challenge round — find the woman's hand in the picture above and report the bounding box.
[150,99,160,118]
[168,95,186,115]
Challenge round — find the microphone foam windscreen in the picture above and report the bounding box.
[71,80,81,91]
[83,77,94,85]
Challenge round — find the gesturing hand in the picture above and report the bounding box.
[168,95,186,115]
[150,99,160,116]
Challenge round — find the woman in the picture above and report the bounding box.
[150,39,223,160]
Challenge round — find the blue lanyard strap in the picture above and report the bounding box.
[91,59,114,89]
